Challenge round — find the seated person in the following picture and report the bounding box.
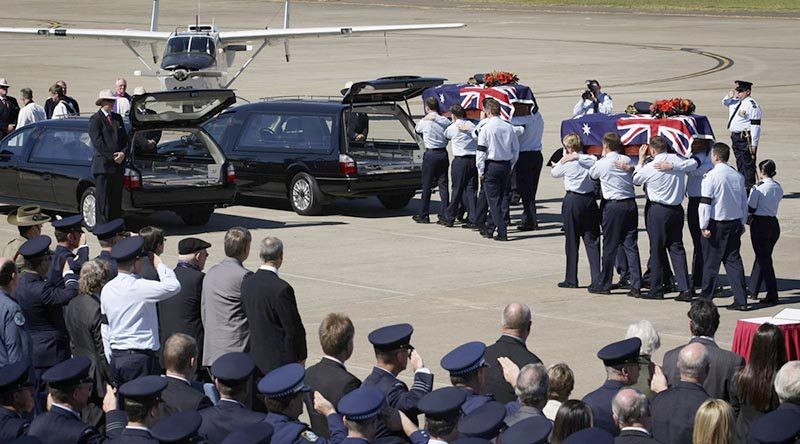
[347,112,369,142]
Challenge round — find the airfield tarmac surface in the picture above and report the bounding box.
[1,0,799,398]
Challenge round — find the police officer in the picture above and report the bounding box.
[336,387,385,444]
[588,133,642,296]
[0,361,34,441]
[150,411,204,444]
[551,133,600,289]
[457,401,506,440]
[440,342,492,415]
[509,103,544,231]
[414,387,466,444]
[198,352,267,443]
[582,338,641,437]
[93,218,126,279]
[413,97,451,224]
[442,105,478,228]
[221,422,274,444]
[723,80,762,190]
[3,206,51,275]
[476,99,520,241]
[501,416,552,444]
[1,258,32,367]
[27,357,103,444]
[48,215,89,282]
[260,363,347,444]
[108,375,169,443]
[685,139,714,292]
[699,143,750,311]
[747,159,783,307]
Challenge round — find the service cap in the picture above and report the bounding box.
[418,387,466,420]
[93,218,126,240]
[440,341,488,376]
[337,387,385,421]
[597,337,641,367]
[258,363,311,399]
[150,411,202,443]
[52,215,84,232]
[501,416,552,444]
[211,352,256,382]
[458,401,506,439]
[18,235,52,259]
[368,324,414,351]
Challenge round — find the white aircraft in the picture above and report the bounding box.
[0,0,464,90]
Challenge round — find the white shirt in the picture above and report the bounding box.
[101,264,181,351]
[589,151,636,200]
[51,101,72,119]
[748,178,783,217]
[509,112,544,152]
[115,96,131,116]
[633,153,698,206]
[573,92,613,118]
[444,119,477,157]
[476,116,520,176]
[686,151,713,198]
[16,102,46,128]
[543,399,561,421]
[259,264,279,277]
[551,153,597,194]
[699,162,748,229]
[723,94,762,146]
[414,113,450,149]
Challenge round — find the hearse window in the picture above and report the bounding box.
[204,113,233,145]
[0,127,33,157]
[29,129,93,164]
[236,113,332,152]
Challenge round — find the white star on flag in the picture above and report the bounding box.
[582,123,591,135]
[439,93,445,103]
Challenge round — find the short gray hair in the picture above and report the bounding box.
[678,343,709,379]
[612,388,648,426]
[774,361,800,404]
[259,237,284,263]
[625,320,661,356]
[515,363,548,406]
[502,303,532,329]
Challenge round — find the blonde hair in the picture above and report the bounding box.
[562,133,583,153]
[693,399,733,444]
[79,259,110,295]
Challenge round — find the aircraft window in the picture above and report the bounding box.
[236,113,332,152]
[190,37,216,55]
[0,127,33,157]
[29,129,92,164]
[165,36,215,56]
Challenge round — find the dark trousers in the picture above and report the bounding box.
[646,203,690,293]
[94,169,124,225]
[111,349,161,385]
[483,160,512,237]
[515,151,544,227]
[599,199,642,290]
[445,156,478,224]
[418,149,449,218]
[562,192,601,286]
[700,220,748,305]
[687,197,704,288]
[731,132,756,190]
[641,199,673,288]
[749,215,780,300]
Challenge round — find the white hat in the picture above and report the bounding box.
[0,78,9,87]
[340,81,354,96]
[95,89,116,106]
[132,86,146,96]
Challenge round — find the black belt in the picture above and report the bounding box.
[651,202,681,208]
[566,190,592,196]
[426,147,447,151]
[456,154,476,159]
[112,349,157,356]
[607,198,634,203]
[712,219,741,224]
[752,215,777,219]
[486,159,511,164]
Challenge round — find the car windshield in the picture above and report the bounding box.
[161,36,217,70]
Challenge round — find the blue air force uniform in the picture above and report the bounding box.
[582,338,641,437]
[93,218,126,279]
[510,110,544,230]
[221,421,274,444]
[414,113,451,222]
[0,362,33,441]
[723,80,762,190]
[108,375,170,444]
[501,416,552,444]
[150,411,204,444]
[748,176,783,304]
[457,401,506,440]
[443,119,478,226]
[47,216,89,282]
[415,387,466,443]
[440,341,493,415]
[476,116,520,240]
[1,287,32,367]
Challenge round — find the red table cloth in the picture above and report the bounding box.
[731,318,800,363]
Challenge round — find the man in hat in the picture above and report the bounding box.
[89,88,129,225]
[405,386,467,444]
[101,236,180,385]
[151,411,205,444]
[199,352,267,443]
[747,361,800,444]
[0,78,20,138]
[0,361,35,441]
[3,205,51,274]
[93,218,126,279]
[457,401,506,440]
[259,362,347,444]
[723,80,762,190]
[108,375,169,443]
[0,258,32,367]
[440,342,493,415]
[44,81,80,119]
[582,337,642,437]
[27,357,102,444]
[158,237,210,361]
[16,88,46,129]
[336,387,386,444]
[48,215,89,282]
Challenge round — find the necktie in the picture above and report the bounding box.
[106,114,113,126]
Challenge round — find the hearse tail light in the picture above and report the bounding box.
[338,154,357,175]
[123,168,142,190]
[226,163,236,184]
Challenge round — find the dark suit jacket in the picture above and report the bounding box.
[651,381,710,444]
[159,263,205,362]
[614,429,661,444]
[64,293,112,399]
[240,269,307,374]
[0,95,20,138]
[198,399,266,444]
[28,405,102,444]
[483,335,542,403]
[662,337,744,402]
[159,376,213,416]
[305,357,361,437]
[89,109,128,175]
[583,380,627,437]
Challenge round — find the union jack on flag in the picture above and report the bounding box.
[458,85,535,120]
[617,115,702,156]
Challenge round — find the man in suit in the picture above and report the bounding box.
[583,338,642,437]
[88,89,129,225]
[201,227,252,368]
[305,313,361,438]
[651,343,710,444]
[0,78,20,139]
[160,333,213,416]
[0,362,34,441]
[241,236,307,377]
[661,299,744,402]
[612,388,659,444]
[504,364,549,427]
[159,238,210,364]
[483,303,542,404]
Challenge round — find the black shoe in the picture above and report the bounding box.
[588,286,611,295]
[761,299,779,307]
[461,222,478,230]
[675,290,695,302]
[747,290,759,300]
[714,286,725,297]
[558,281,578,289]
[627,289,642,298]
[481,230,493,239]
[642,291,664,300]
[516,224,537,232]
[457,212,468,222]
[494,234,508,242]
[611,279,631,290]
[412,215,430,224]
[726,303,750,311]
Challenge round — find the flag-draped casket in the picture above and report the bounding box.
[421,83,539,120]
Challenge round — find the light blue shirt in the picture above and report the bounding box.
[444,119,477,157]
[588,151,635,200]
[101,263,181,351]
[510,113,544,152]
[699,162,748,229]
[414,112,450,149]
[550,153,597,194]
[633,153,698,206]
[476,116,520,176]
[686,151,712,197]
[748,178,783,217]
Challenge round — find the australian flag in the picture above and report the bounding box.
[422,83,537,120]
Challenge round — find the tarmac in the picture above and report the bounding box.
[1,0,799,399]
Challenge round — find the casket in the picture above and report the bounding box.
[421,83,538,121]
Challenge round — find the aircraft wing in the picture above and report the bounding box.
[218,23,465,45]
[0,27,170,43]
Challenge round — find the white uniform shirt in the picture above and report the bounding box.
[510,112,544,152]
[699,162,748,229]
[115,96,131,116]
[633,153,698,206]
[551,153,597,194]
[444,119,477,157]
[589,151,635,200]
[101,264,181,351]
[51,101,73,119]
[723,95,762,146]
[414,113,450,149]
[16,102,46,128]
[573,92,613,118]
[748,178,783,217]
[686,151,713,198]
[476,116,520,177]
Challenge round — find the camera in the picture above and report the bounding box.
[582,89,593,100]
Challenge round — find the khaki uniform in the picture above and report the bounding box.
[1,235,27,273]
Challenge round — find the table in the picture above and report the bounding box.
[731,317,800,363]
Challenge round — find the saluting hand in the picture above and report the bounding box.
[314,391,336,417]
[409,349,424,371]
[650,365,668,394]
[152,253,163,268]
[497,357,520,387]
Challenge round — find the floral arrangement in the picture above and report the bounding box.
[650,98,696,118]
[483,71,519,87]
